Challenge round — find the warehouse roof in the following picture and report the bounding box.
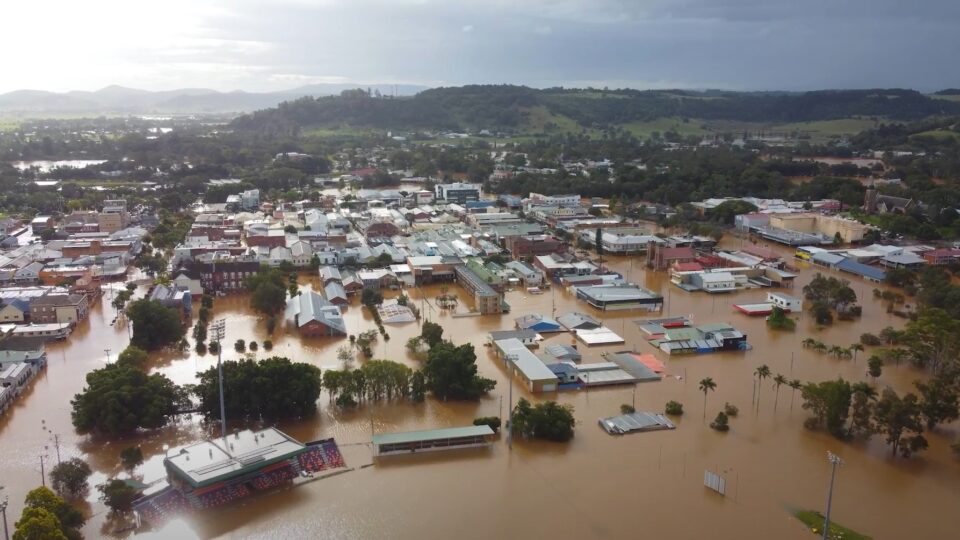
[372,425,494,446]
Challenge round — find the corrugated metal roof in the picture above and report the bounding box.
[372,425,494,446]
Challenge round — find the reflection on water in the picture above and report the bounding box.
[1,241,958,539]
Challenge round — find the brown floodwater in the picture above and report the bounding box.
[1,241,958,539]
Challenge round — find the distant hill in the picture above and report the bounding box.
[230,85,960,136]
[0,84,429,115]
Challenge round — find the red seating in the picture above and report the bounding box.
[251,466,297,490]
[197,483,250,508]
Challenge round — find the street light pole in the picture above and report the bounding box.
[506,353,517,450]
[211,319,227,439]
[1,485,10,540]
[822,451,843,540]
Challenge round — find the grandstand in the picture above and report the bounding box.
[134,429,347,525]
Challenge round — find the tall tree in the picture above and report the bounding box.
[71,364,184,435]
[773,374,787,413]
[699,377,717,419]
[874,388,928,458]
[49,459,92,499]
[126,299,184,351]
[754,365,771,411]
[423,341,495,401]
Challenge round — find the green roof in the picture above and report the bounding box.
[372,425,494,446]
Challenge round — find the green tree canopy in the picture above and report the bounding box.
[420,321,444,347]
[71,364,185,435]
[126,299,184,351]
[423,341,495,400]
[49,458,92,499]
[511,398,575,442]
[194,357,322,420]
[116,345,149,369]
[17,487,84,540]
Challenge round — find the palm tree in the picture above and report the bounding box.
[802,338,816,348]
[788,379,802,411]
[773,374,787,413]
[699,377,717,419]
[828,345,844,358]
[754,365,771,411]
[840,347,853,361]
[812,341,827,354]
[850,343,864,363]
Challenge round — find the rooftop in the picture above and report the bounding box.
[164,428,306,489]
[372,425,494,447]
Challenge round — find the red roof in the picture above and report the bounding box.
[673,262,704,272]
[924,248,960,258]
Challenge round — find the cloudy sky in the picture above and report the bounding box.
[4,0,959,93]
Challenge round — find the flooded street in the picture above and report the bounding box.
[1,243,958,539]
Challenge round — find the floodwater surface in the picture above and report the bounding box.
[0,243,957,539]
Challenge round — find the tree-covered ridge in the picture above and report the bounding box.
[231,86,960,134]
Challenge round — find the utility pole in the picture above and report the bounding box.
[211,319,227,439]
[39,453,47,488]
[104,348,112,364]
[1,485,9,540]
[51,434,61,465]
[822,451,843,540]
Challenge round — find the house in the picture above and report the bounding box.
[319,266,342,284]
[389,264,415,287]
[515,314,562,333]
[30,216,54,234]
[172,269,203,297]
[542,344,582,363]
[323,281,349,306]
[488,329,539,347]
[557,312,601,331]
[0,300,28,323]
[14,262,44,285]
[148,284,192,318]
[356,268,398,290]
[29,294,89,324]
[285,291,346,337]
[504,261,544,286]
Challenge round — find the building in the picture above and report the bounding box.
[285,291,346,336]
[542,344,581,363]
[691,272,738,293]
[923,248,960,266]
[435,182,481,204]
[372,426,495,457]
[575,284,664,312]
[768,292,802,312]
[29,294,89,324]
[514,314,562,333]
[149,284,192,318]
[454,265,504,315]
[172,270,204,297]
[527,193,581,208]
[768,213,872,244]
[648,245,696,271]
[557,312,601,331]
[504,261,544,286]
[493,338,559,392]
[323,281,349,306]
[506,235,567,260]
[488,329,539,346]
[30,216,54,234]
[195,256,261,293]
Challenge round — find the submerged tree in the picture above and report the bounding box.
[699,377,717,419]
